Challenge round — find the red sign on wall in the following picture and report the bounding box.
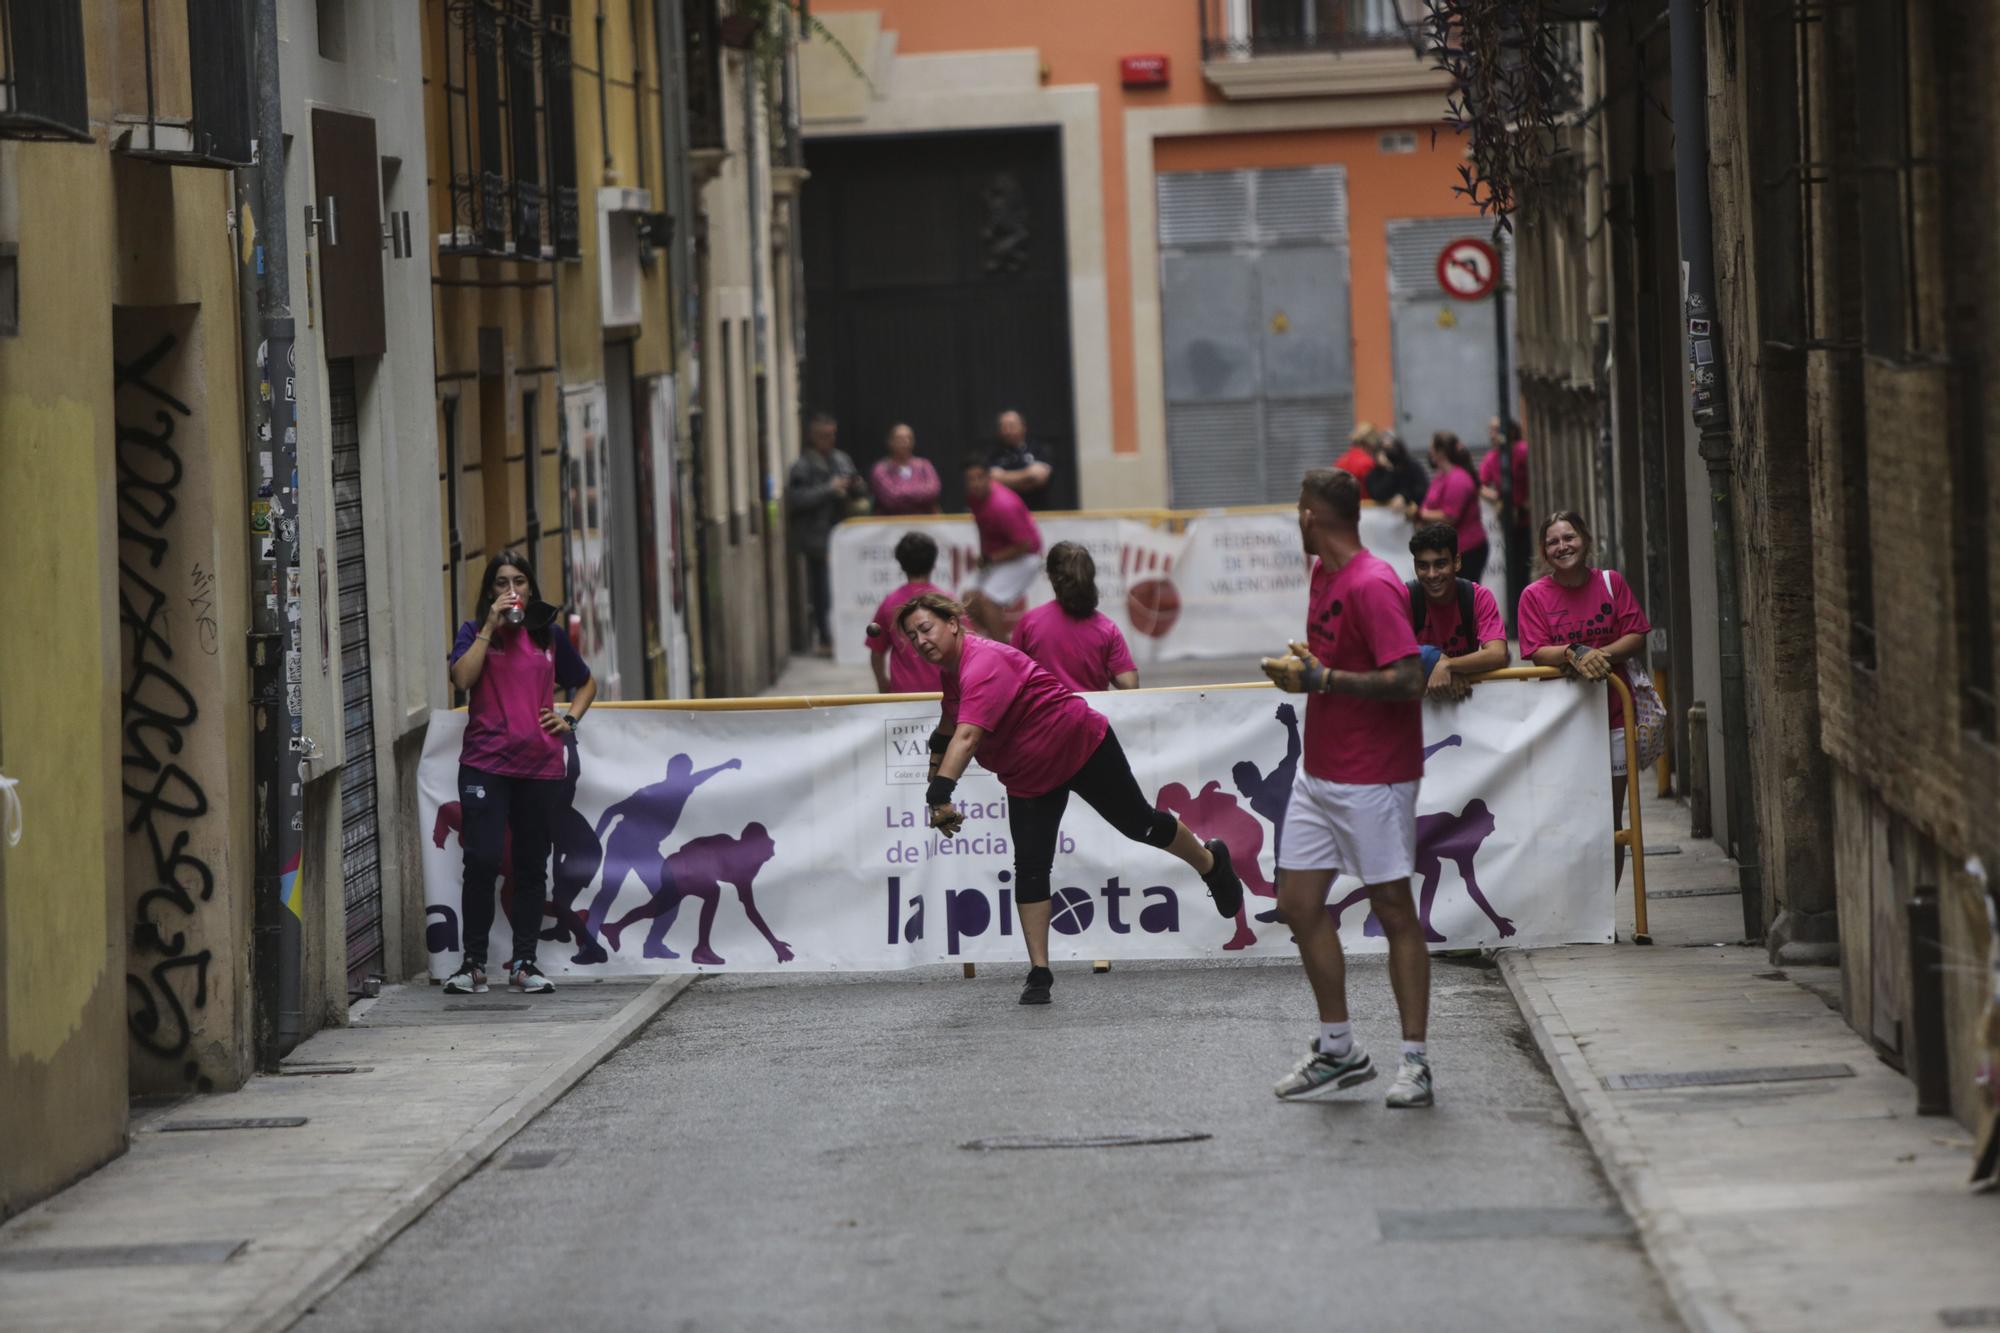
[1121,54,1170,88]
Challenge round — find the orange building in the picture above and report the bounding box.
[797,0,1504,510]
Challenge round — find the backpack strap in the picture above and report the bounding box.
[1456,578,1478,646]
[1406,580,1427,633]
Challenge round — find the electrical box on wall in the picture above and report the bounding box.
[598,187,652,328]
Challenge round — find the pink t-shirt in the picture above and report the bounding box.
[1424,466,1487,554]
[1415,582,1507,656]
[449,622,592,780]
[1479,440,1529,510]
[1011,602,1137,693]
[968,483,1041,561]
[1517,568,1652,729]
[866,580,946,693]
[943,635,1107,797]
[1302,551,1424,785]
[869,457,941,516]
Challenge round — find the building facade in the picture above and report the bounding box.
[1516,0,2000,1137]
[798,0,1500,514]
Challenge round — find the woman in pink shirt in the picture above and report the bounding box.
[865,532,947,693]
[868,423,942,517]
[444,552,597,996]
[1418,431,1490,584]
[898,593,1242,1005]
[1517,509,1652,884]
[1011,542,1139,693]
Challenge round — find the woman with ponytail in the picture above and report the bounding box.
[1011,541,1140,693]
[1418,430,1491,584]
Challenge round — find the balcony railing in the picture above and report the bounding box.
[1199,0,1418,61]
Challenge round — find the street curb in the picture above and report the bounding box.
[1497,951,1748,1333]
[225,974,696,1333]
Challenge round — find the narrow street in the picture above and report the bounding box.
[297,957,1676,1332]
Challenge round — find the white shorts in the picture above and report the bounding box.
[1277,773,1420,884]
[970,552,1040,606]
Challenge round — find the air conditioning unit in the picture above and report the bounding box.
[598,187,652,329]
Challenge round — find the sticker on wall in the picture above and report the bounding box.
[1437,306,1459,329]
[251,499,272,535]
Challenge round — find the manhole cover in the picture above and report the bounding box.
[1378,1207,1633,1242]
[0,1240,247,1271]
[156,1117,309,1132]
[1602,1063,1852,1091]
[960,1131,1210,1151]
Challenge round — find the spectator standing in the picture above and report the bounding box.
[961,455,1043,641]
[1479,416,1531,632]
[865,532,949,694]
[869,422,942,517]
[786,411,862,658]
[1012,541,1140,693]
[1335,422,1380,482]
[1518,510,1652,884]
[1418,431,1490,584]
[1365,432,1430,515]
[989,409,1056,510]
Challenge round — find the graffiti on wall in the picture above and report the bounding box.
[115,330,216,1090]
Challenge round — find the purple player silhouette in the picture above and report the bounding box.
[1328,795,1512,943]
[1327,735,1467,936]
[581,754,741,947]
[1231,702,1300,925]
[601,822,790,965]
[540,739,611,964]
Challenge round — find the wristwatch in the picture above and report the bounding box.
[1565,642,1588,663]
[562,711,581,730]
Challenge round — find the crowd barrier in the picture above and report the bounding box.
[825,499,1510,668]
[420,669,1644,976]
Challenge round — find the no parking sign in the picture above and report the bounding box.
[1437,236,1501,300]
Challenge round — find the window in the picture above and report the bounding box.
[0,0,89,141]
[318,0,349,61]
[543,0,580,257]
[683,0,723,151]
[441,0,570,258]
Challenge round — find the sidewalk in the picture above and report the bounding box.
[0,976,691,1333]
[1503,791,1999,1333]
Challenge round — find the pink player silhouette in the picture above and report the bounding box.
[601,822,792,965]
[1156,780,1271,951]
[1327,797,1514,942]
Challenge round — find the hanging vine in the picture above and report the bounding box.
[1419,0,1584,229]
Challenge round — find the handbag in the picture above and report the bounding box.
[1605,570,1668,769]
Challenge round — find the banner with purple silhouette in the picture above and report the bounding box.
[826,503,1509,670]
[417,678,1614,975]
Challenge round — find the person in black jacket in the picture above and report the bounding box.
[786,412,862,657]
[1364,432,1429,516]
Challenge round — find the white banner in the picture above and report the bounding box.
[418,679,1613,976]
[827,502,1510,668]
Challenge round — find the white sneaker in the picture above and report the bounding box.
[1385,1054,1434,1108]
[509,959,554,994]
[442,960,487,994]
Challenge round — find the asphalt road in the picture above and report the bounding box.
[299,957,1677,1333]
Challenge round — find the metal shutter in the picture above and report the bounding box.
[329,361,384,991]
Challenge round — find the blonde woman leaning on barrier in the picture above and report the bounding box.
[1518,510,1652,886]
[898,592,1243,1006]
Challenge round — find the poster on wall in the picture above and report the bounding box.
[417,678,1616,976]
[561,382,621,698]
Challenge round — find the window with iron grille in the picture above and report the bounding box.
[684,0,723,151]
[0,0,89,141]
[544,0,580,258]
[442,0,567,258]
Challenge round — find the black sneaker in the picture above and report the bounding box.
[509,959,554,994]
[442,960,487,995]
[1203,839,1244,918]
[1018,966,1053,1005]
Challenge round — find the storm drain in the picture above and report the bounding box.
[1941,1309,2000,1329]
[0,1240,247,1271]
[1646,886,1739,900]
[1644,844,1682,856]
[960,1131,1211,1151]
[1602,1063,1853,1091]
[445,1002,531,1013]
[1378,1207,1633,1242]
[278,1064,370,1076]
[156,1117,309,1132]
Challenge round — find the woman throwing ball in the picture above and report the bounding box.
[898,593,1242,1005]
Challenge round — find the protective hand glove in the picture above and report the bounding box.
[1260,640,1329,694]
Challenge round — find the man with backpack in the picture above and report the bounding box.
[1407,522,1510,700]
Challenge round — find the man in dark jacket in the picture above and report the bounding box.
[989,409,1055,510]
[787,412,861,656]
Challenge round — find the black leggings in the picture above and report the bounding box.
[1008,728,1177,904]
[457,763,562,965]
[1459,541,1490,585]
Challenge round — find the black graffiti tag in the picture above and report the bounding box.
[115,333,214,1087]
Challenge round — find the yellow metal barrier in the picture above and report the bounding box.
[588,668,1650,945]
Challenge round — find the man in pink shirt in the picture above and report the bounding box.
[1260,467,1435,1109]
[961,456,1042,641]
[1407,521,1509,701]
[900,592,1243,1006]
[865,532,948,693]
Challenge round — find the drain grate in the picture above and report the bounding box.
[445,1002,531,1012]
[1603,1063,1852,1091]
[1941,1310,2000,1329]
[1378,1207,1633,1242]
[0,1240,247,1271]
[498,1149,570,1170]
[1647,886,1740,899]
[157,1117,309,1132]
[961,1131,1210,1151]
[278,1064,370,1076]
[1644,844,1683,856]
